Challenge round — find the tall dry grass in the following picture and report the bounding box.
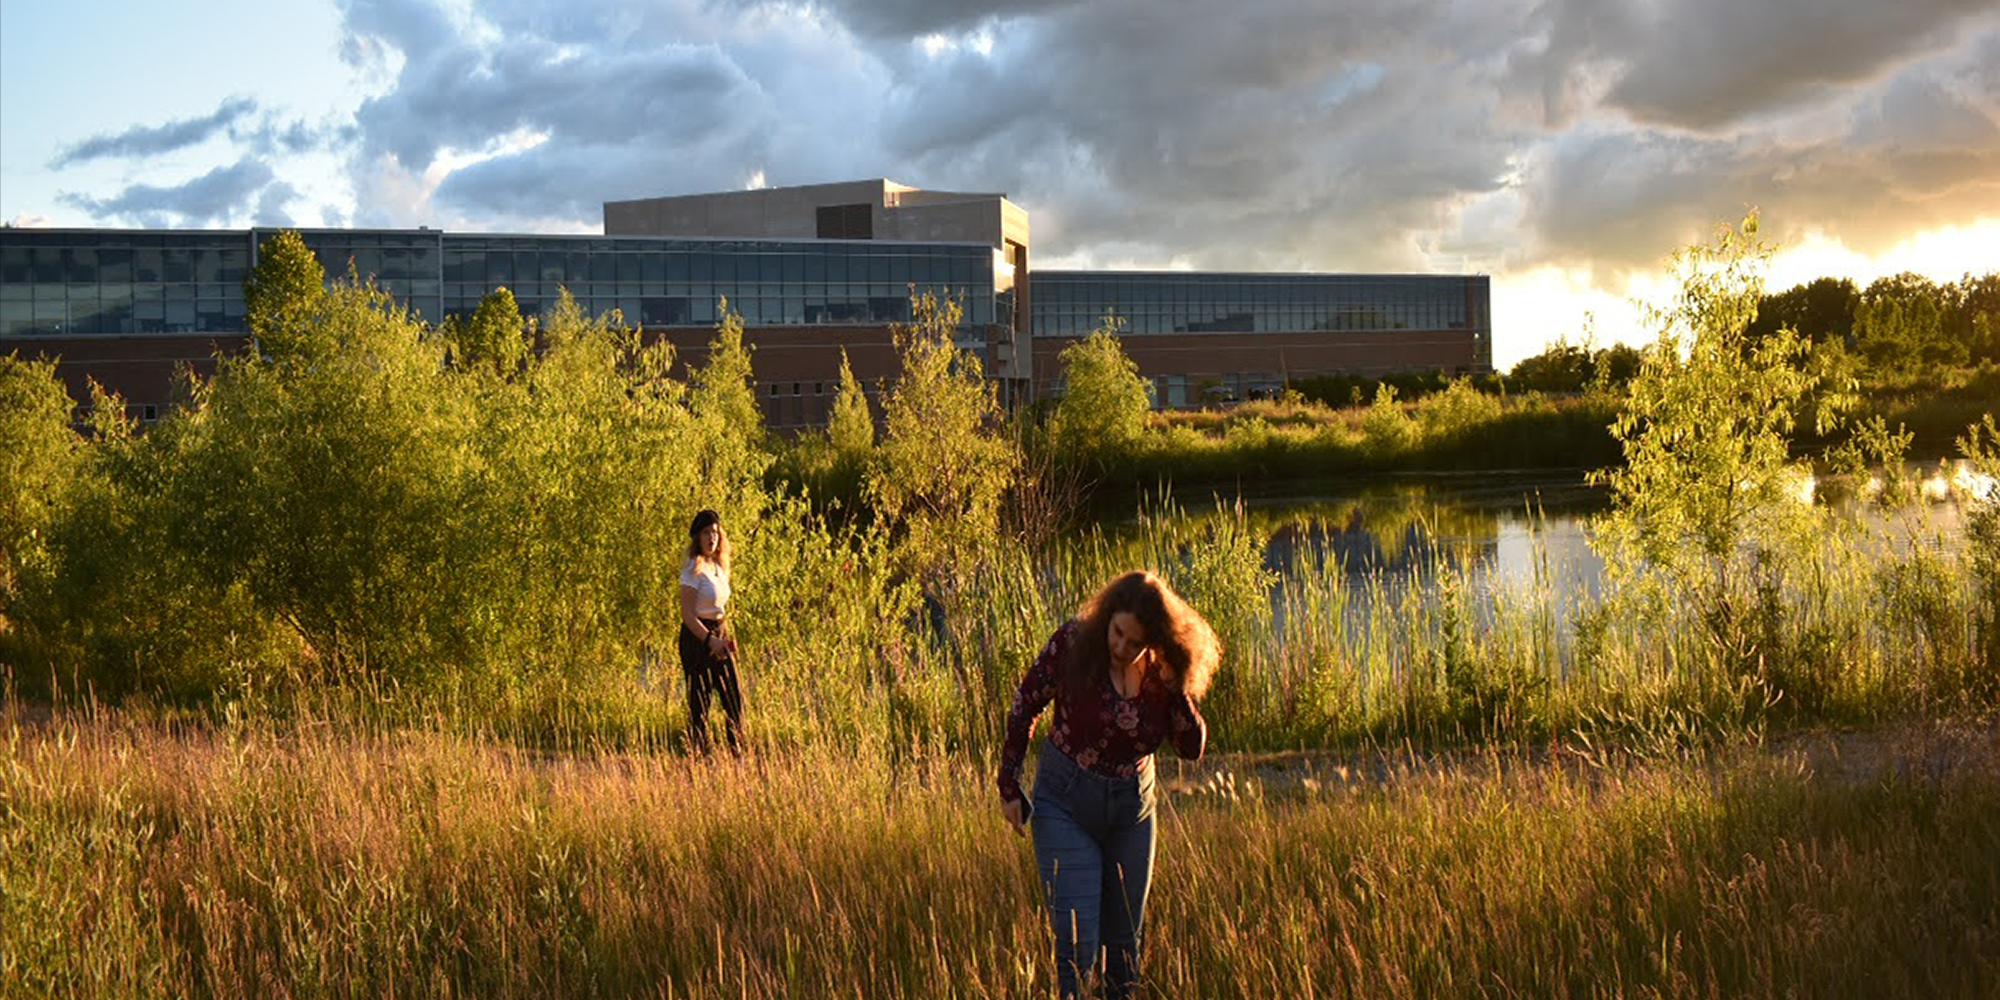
[6,709,1997,998]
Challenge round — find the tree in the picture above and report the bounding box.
[1593,343,1642,388]
[446,286,529,376]
[1748,277,1858,347]
[0,354,78,613]
[1592,214,1834,689]
[869,292,1018,585]
[1507,337,1594,392]
[828,348,873,456]
[1947,272,2000,365]
[688,299,764,448]
[1856,292,1954,372]
[1051,314,1151,459]
[242,230,327,363]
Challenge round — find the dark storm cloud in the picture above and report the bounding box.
[1515,0,1997,131]
[335,0,893,227]
[869,0,1531,270]
[321,0,2000,277]
[1521,23,2000,273]
[52,96,258,168]
[59,158,279,227]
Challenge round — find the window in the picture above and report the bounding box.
[815,204,873,240]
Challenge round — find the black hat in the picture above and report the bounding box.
[690,508,720,537]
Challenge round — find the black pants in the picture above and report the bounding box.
[678,618,743,754]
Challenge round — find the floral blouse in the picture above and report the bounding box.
[997,619,1207,804]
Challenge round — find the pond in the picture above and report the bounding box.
[1103,462,1988,641]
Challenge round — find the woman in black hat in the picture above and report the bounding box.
[678,508,743,753]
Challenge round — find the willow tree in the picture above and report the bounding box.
[1591,214,1841,700]
[870,292,1017,587]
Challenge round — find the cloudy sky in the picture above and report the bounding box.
[4,0,1997,365]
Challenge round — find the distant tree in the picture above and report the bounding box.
[688,299,764,448]
[1856,273,1955,371]
[1749,277,1857,347]
[1947,272,2000,365]
[870,292,1018,585]
[828,348,873,456]
[242,230,327,363]
[1507,337,1594,392]
[1051,314,1151,460]
[446,286,529,376]
[1864,271,1940,306]
[1507,333,1640,393]
[1593,343,1643,387]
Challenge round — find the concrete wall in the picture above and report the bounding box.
[604,180,893,239]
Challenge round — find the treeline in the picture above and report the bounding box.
[1507,271,2000,395]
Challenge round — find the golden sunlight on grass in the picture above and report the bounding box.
[6,712,1996,998]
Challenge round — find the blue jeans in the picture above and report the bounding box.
[1030,740,1157,999]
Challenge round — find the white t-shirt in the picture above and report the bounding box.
[679,557,731,619]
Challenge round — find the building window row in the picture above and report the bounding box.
[1031,273,1485,339]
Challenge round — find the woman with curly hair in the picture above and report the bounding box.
[997,570,1219,1000]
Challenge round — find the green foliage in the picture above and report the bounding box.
[1507,337,1594,392]
[869,292,1018,588]
[11,277,770,707]
[1747,276,1858,348]
[1957,415,2000,702]
[1592,215,1836,696]
[1051,315,1152,460]
[242,230,328,364]
[1413,377,1504,442]
[1292,370,1507,409]
[1856,280,1957,372]
[827,348,873,457]
[0,355,77,607]
[1360,383,1417,459]
[445,285,529,376]
[688,299,765,450]
[1508,334,1646,395]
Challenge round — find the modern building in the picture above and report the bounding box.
[0,179,1489,428]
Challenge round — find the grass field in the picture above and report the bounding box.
[7,708,1997,999]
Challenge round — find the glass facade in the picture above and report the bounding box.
[0,228,1000,338]
[0,230,249,337]
[1030,271,1488,338]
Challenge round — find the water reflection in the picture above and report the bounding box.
[1122,463,1983,639]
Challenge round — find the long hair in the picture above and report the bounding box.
[1064,570,1219,699]
[686,523,731,574]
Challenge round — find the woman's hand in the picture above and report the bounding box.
[1001,797,1026,837]
[706,632,729,656]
